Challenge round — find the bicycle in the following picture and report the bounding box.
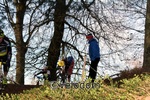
[34,69,51,85]
[0,61,7,90]
[34,75,44,85]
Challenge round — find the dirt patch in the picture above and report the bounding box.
[0,84,41,95]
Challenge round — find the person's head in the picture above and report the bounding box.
[66,56,73,64]
[0,29,4,43]
[86,34,93,41]
[43,66,48,71]
[57,60,65,67]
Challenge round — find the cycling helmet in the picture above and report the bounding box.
[0,29,4,38]
[66,56,74,64]
[57,60,65,67]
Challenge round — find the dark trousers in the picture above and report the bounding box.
[0,55,9,72]
[89,58,100,82]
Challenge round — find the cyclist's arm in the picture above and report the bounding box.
[7,38,12,57]
[4,36,12,60]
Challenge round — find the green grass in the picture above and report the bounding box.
[1,68,150,100]
[0,73,150,100]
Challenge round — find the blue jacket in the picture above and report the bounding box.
[88,38,100,61]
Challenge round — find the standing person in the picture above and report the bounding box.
[57,56,74,82]
[0,29,12,78]
[86,34,100,82]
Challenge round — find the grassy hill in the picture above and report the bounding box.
[0,68,150,100]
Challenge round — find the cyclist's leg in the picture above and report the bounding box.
[3,64,8,84]
[48,74,51,81]
[57,67,66,83]
[61,71,65,83]
[3,55,10,77]
[68,75,71,82]
[3,63,9,78]
[67,67,73,82]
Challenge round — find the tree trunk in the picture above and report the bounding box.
[47,0,66,81]
[14,0,27,84]
[143,0,150,69]
[16,45,26,84]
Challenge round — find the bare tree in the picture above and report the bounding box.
[46,0,67,81]
[0,0,146,84]
[0,0,53,84]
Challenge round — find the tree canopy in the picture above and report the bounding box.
[0,0,148,84]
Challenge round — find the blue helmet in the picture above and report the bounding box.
[66,56,74,64]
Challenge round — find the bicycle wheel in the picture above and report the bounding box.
[0,62,4,90]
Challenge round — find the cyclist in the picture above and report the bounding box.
[34,66,51,82]
[57,56,74,82]
[0,29,12,78]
